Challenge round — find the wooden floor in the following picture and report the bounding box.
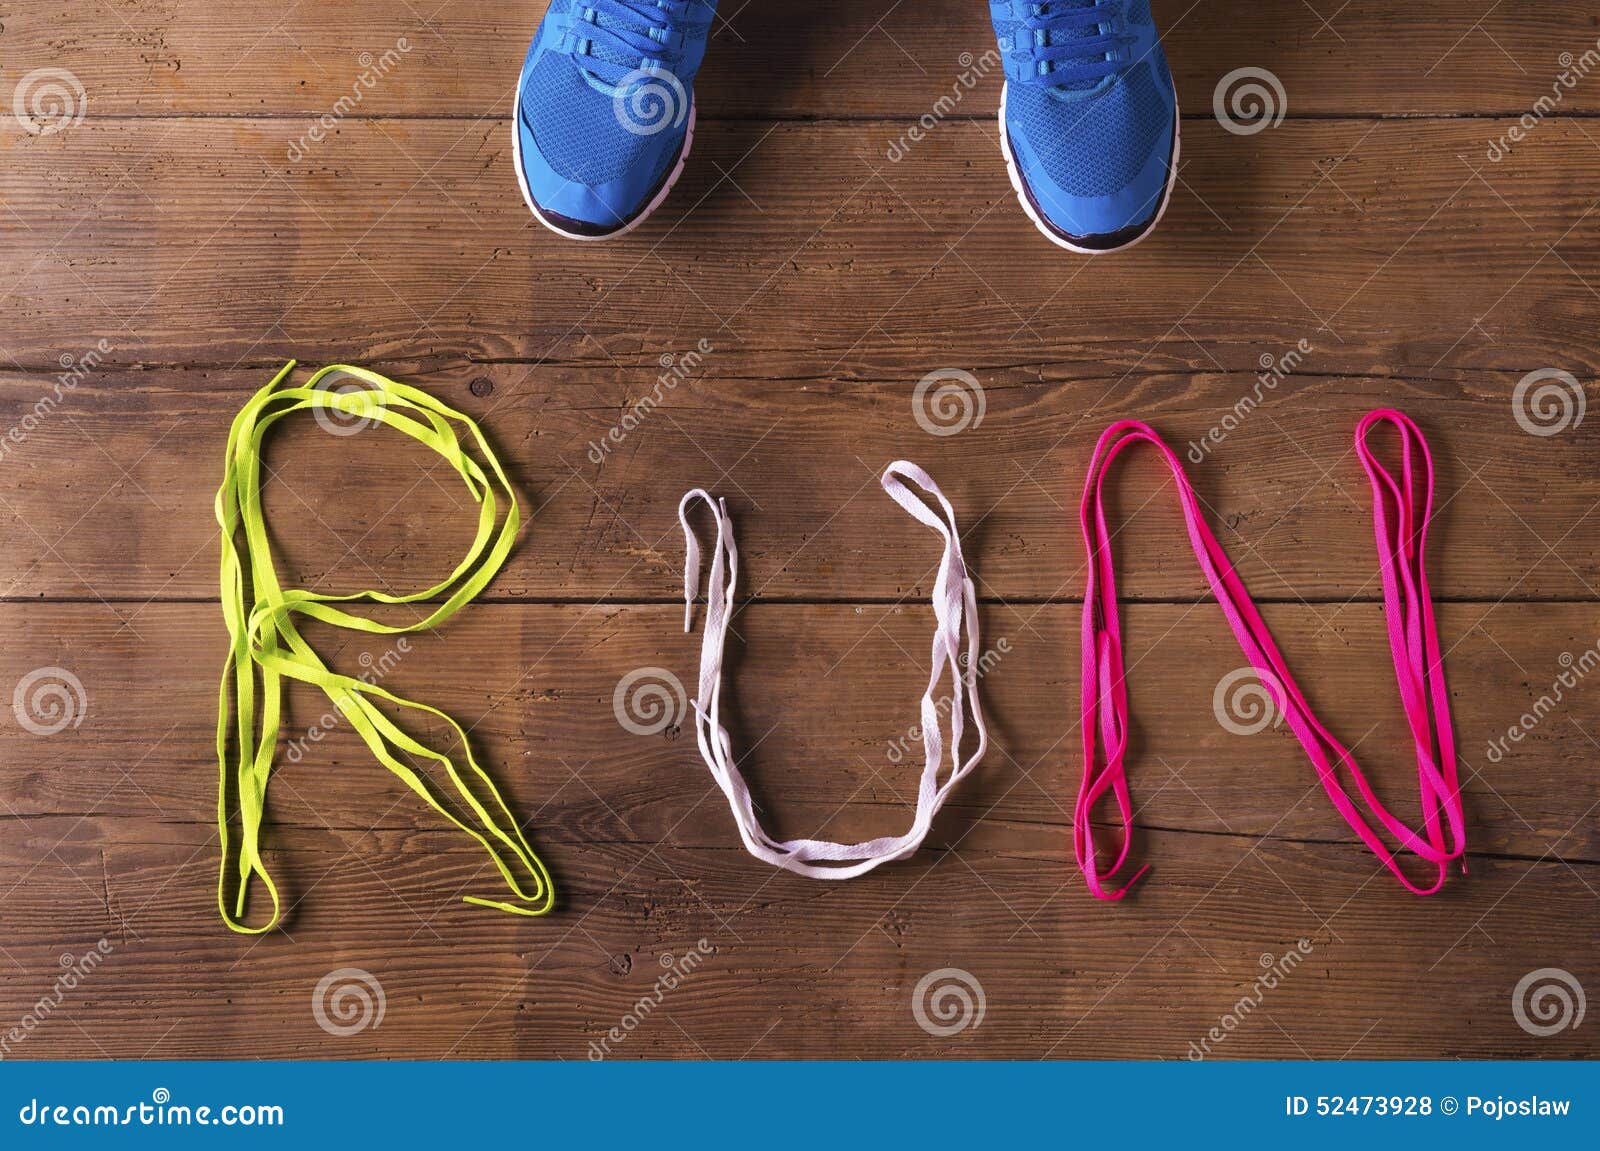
[2,0,1597,1060]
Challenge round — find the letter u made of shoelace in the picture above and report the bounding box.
[215,362,554,933]
[1075,409,1467,900]
[677,462,989,878]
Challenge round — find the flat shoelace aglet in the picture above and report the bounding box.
[1091,862,1151,902]
[1116,862,1153,899]
[681,539,699,632]
[463,894,551,917]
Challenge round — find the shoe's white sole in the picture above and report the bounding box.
[512,92,696,242]
[997,79,1180,255]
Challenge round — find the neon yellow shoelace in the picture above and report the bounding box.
[215,361,555,933]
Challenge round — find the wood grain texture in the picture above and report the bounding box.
[0,369,1594,601]
[0,597,1595,1058]
[8,0,1600,116]
[3,116,1597,374]
[1,0,1595,1063]
[0,602,1594,859]
[1,819,1595,1059]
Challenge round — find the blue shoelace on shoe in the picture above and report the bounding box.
[996,0,1136,89]
[562,0,711,87]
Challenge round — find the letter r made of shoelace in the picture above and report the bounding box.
[1075,409,1467,901]
[678,462,989,878]
[215,362,554,933]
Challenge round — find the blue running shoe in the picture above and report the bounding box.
[514,0,718,240]
[989,1,1178,253]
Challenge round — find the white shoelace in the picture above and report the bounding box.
[677,461,989,878]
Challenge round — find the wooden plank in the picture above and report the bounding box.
[0,369,1594,601]
[8,0,1600,117]
[3,117,1597,374]
[0,816,1593,1058]
[3,0,1596,1070]
[1,602,1592,865]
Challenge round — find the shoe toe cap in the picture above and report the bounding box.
[515,55,689,234]
[1004,63,1176,249]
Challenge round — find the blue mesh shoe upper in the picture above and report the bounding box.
[990,0,1177,244]
[521,52,677,187]
[1007,61,1166,197]
[515,0,718,232]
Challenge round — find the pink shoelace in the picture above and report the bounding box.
[1075,409,1468,900]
